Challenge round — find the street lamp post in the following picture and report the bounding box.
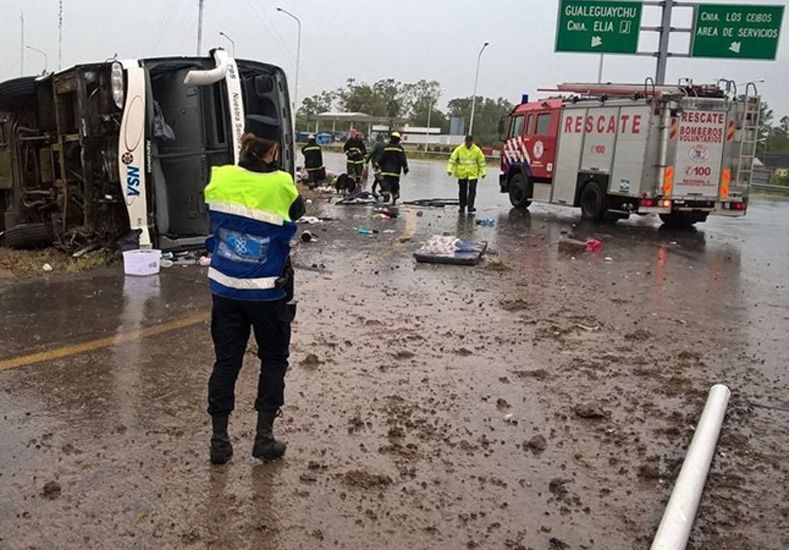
[276,7,301,112]
[468,41,489,136]
[424,96,434,152]
[219,32,235,57]
[25,45,47,74]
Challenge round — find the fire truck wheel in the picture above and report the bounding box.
[508,173,532,209]
[580,181,607,222]
[659,213,706,229]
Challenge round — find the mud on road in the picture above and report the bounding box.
[0,159,787,549]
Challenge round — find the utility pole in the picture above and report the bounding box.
[58,0,63,70]
[655,0,673,85]
[424,96,433,152]
[597,55,604,84]
[276,8,302,113]
[469,41,489,136]
[196,0,205,55]
[20,13,24,76]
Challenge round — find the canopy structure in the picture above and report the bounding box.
[306,112,406,135]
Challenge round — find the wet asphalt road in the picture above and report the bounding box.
[0,153,787,549]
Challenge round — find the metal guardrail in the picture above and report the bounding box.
[751,183,789,193]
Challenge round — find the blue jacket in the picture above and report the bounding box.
[205,165,299,301]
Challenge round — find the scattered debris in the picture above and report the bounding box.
[525,434,547,454]
[557,238,587,253]
[574,402,608,419]
[584,237,604,252]
[42,480,61,500]
[496,398,511,411]
[341,469,393,489]
[301,231,318,243]
[42,263,53,272]
[300,354,322,369]
[548,478,569,497]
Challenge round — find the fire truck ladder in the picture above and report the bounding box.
[735,85,761,189]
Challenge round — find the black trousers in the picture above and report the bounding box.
[381,175,400,200]
[208,294,296,417]
[458,179,478,210]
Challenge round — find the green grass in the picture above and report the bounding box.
[0,247,115,277]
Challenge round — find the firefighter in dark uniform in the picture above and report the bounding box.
[377,131,409,204]
[343,130,367,187]
[366,133,386,196]
[204,114,306,465]
[301,134,325,188]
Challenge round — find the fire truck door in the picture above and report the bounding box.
[527,111,557,202]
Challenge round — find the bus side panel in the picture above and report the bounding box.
[552,106,586,206]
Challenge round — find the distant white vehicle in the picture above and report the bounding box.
[499,80,759,228]
[0,49,293,250]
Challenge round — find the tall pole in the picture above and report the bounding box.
[277,7,302,112]
[197,0,205,55]
[597,54,604,84]
[26,46,48,74]
[424,96,433,152]
[58,0,63,71]
[219,31,235,57]
[469,41,489,136]
[655,0,673,85]
[20,13,24,76]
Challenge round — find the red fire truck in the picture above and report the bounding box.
[499,81,759,227]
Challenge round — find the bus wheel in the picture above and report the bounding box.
[580,181,606,222]
[508,173,532,209]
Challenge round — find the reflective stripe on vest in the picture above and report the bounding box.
[303,146,321,152]
[209,200,285,226]
[205,166,296,222]
[208,267,279,290]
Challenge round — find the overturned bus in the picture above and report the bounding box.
[0,49,293,251]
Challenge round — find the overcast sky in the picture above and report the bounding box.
[1,0,787,119]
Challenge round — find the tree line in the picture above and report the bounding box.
[759,103,789,155]
[296,78,513,147]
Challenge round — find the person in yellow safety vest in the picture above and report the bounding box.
[204,114,306,465]
[446,135,486,213]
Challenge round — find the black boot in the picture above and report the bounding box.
[210,415,233,465]
[252,409,287,461]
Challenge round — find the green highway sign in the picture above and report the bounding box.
[692,4,785,60]
[555,0,643,54]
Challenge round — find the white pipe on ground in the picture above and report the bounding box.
[650,384,731,550]
[183,49,229,86]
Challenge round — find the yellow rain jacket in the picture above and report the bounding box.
[447,143,486,180]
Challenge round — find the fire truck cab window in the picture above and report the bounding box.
[510,116,525,138]
[525,114,533,135]
[535,113,551,135]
